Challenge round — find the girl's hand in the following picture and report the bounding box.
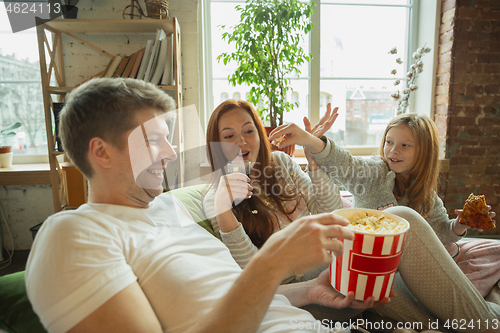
[213,173,253,216]
[303,103,339,138]
[453,206,496,234]
[302,104,340,170]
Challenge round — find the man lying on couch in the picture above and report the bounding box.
[25,78,388,333]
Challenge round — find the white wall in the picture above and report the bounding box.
[0,185,54,252]
[2,0,203,251]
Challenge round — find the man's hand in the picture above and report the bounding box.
[305,269,394,309]
[278,269,395,310]
[257,213,354,280]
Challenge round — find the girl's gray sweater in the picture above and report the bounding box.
[312,139,464,245]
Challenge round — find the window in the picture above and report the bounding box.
[0,6,49,162]
[204,0,438,152]
[220,92,229,102]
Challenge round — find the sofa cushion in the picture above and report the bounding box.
[170,184,217,237]
[0,271,46,333]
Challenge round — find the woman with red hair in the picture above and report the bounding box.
[202,99,343,277]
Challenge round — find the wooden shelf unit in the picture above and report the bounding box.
[35,18,184,212]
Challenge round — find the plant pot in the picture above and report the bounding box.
[265,127,295,157]
[0,146,13,168]
[61,5,78,19]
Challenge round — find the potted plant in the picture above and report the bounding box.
[0,122,21,168]
[218,0,314,155]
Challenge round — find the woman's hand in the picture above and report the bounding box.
[304,148,320,171]
[453,206,496,234]
[213,173,253,216]
[268,124,325,154]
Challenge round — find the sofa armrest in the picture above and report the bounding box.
[0,271,46,333]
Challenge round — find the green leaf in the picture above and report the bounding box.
[1,122,21,135]
[216,0,313,124]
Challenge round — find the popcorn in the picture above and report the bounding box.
[272,136,285,146]
[347,213,407,234]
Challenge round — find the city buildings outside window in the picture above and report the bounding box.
[0,7,49,159]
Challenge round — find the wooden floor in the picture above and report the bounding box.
[0,250,30,277]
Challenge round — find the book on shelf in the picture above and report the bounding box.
[161,35,174,85]
[129,48,145,79]
[112,56,130,78]
[121,51,138,78]
[137,40,153,80]
[103,56,123,78]
[144,28,167,83]
[150,38,168,85]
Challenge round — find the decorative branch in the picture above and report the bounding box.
[390,45,431,114]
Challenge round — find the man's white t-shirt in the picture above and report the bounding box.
[25,193,328,333]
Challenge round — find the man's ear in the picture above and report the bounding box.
[88,137,112,169]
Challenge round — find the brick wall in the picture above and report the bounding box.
[437,0,500,236]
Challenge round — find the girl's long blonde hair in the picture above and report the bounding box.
[379,113,440,217]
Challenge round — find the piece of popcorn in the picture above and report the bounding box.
[272,136,285,146]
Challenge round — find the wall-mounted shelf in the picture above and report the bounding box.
[36,18,184,212]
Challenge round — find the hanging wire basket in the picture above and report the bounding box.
[144,0,169,19]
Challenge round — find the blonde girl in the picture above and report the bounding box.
[271,106,496,247]
[269,105,500,326]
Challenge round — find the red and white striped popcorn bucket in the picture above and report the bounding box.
[330,208,409,301]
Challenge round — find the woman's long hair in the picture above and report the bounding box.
[379,113,440,217]
[206,100,299,248]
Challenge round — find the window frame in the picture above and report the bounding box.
[201,0,440,156]
[0,10,51,165]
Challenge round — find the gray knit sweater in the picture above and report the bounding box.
[312,139,464,245]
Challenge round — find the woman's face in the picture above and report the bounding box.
[383,124,416,177]
[218,108,261,165]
